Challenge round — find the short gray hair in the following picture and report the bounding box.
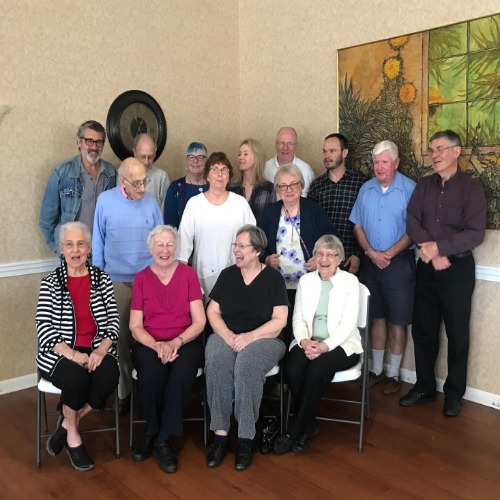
[274,163,305,190]
[236,224,267,255]
[313,235,345,261]
[59,221,91,246]
[132,133,157,152]
[76,120,106,141]
[372,140,399,160]
[147,224,178,249]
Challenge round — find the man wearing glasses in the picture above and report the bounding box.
[92,157,163,413]
[264,127,315,197]
[400,130,486,417]
[132,133,170,211]
[40,120,117,252]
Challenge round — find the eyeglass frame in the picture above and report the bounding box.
[276,181,302,192]
[427,145,457,156]
[81,137,105,148]
[276,141,297,148]
[121,176,150,189]
[232,242,254,250]
[209,166,230,174]
[187,154,207,162]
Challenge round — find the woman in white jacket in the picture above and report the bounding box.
[274,235,363,454]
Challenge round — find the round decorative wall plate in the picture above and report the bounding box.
[106,90,167,160]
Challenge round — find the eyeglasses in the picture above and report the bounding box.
[81,137,105,148]
[62,241,88,250]
[138,154,155,162]
[187,154,207,162]
[232,243,253,250]
[209,166,230,174]
[276,141,297,148]
[122,176,150,189]
[315,251,339,259]
[277,181,301,192]
[427,145,456,156]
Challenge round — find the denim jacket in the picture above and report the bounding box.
[39,155,116,252]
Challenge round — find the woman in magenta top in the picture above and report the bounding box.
[130,225,206,474]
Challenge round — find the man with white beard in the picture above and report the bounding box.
[40,120,117,252]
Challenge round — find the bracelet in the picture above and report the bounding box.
[68,350,74,361]
[178,336,185,347]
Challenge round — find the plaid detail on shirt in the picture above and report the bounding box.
[308,170,367,258]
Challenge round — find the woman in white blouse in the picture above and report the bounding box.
[274,235,363,455]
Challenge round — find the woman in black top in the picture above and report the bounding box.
[204,224,288,471]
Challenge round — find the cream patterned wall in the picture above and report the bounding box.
[1,0,499,399]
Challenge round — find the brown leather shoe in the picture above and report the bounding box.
[382,377,401,395]
[368,371,385,387]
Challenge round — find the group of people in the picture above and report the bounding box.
[36,121,487,473]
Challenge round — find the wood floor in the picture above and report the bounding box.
[1,380,499,499]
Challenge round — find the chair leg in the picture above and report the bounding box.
[285,390,292,431]
[41,391,48,433]
[36,390,42,468]
[114,388,120,458]
[203,383,209,447]
[279,367,284,435]
[129,381,135,450]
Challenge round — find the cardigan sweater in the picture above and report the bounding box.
[35,263,119,375]
[258,197,340,263]
[292,269,363,355]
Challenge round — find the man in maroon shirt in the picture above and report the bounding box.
[399,130,487,417]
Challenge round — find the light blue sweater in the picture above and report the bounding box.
[92,187,163,282]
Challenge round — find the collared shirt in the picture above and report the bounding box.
[308,170,366,258]
[264,155,315,197]
[76,162,105,235]
[406,169,486,256]
[349,171,416,251]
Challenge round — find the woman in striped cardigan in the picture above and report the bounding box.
[36,222,119,471]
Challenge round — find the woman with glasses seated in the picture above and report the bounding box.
[36,222,119,472]
[163,142,210,228]
[274,235,362,455]
[205,225,288,471]
[258,164,339,347]
[130,225,206,474]
[178,152,256,299]
[229,139,276,220]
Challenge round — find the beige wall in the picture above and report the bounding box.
[1,0,499,396]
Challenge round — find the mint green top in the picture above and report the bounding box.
[312,279,333,341]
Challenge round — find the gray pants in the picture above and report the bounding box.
[205,333,285,439]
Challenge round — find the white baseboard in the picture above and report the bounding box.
[399,367,500,410]
[0,373,38,395]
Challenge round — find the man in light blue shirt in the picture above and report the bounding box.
[349,140,416,396]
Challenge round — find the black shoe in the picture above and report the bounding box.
[207,439,228,468]
[46,416,67,457]
[399,390,437,407]
[292,421,320,453]
[118,396,130,416]
[274,434,295,455]
[235,441,253,471]
[153,441,178,473]
[133,431,157,462]
[65,443,95,471]
[443,398,462,417]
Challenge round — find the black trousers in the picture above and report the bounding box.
[131,337,204,440]
[40,347,119,411]
[412,256,475,399]
[287,344,359,437]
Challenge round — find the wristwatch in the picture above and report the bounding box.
[364,248,371,256]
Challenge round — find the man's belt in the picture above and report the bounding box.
[448,250,472,262]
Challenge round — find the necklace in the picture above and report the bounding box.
[186,176,205,192]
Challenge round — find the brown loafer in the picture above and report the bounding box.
[382,377,401,395]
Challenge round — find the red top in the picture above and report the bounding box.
[67,274,97,347]
[131,263,203,341]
